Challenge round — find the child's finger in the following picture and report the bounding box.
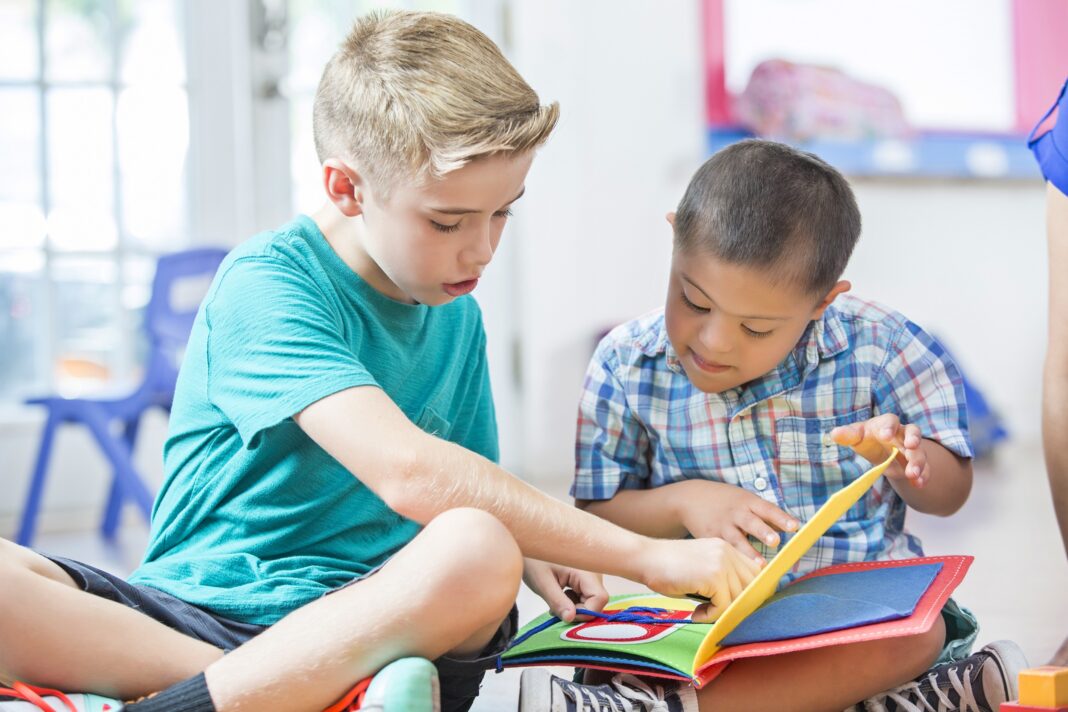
[752,499,799,532]
[872,413,903,444]
[723,528,763,561]
[902,423,923,449]
[575,580,610,617]
[903,447,929,487]
[730,545,763,583]
[740,512,781,549]
[692,573,731,623]
[724,561,744,600]
[829,423,864,446]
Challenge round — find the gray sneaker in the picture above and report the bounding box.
[519,668,697,712]
[852,640,1029,712]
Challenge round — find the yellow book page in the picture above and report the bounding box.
[690,448,898,675]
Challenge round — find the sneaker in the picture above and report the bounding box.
[852,640,1029,712]
[519,668,697,712]
[0,682,122,711]
[355,658,440,712]
[1029,77,1068,195]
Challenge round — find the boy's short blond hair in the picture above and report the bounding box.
[313,10,559,188]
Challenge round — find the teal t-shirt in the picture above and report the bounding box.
[128,215,499,625]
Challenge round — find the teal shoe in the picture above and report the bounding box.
[360,658,439,712]
[0,682,122,711]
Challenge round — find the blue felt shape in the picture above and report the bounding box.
[721,563,942,647]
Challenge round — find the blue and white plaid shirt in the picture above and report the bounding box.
[573,295,973,579]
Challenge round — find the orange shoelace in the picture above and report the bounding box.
[1,677,371,712]
[0,681,81,712]
[322,677,372,712]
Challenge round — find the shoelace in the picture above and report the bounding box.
[0,681,79,712]
[322,677,371,712]
[877,663,981,712]
[497,607,693,672]
[561,674,672,712]
[611,674,671,712]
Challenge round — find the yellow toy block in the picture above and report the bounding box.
[1019,666,1068,707]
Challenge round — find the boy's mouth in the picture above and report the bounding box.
[443,278,479,297]
[689,349,731,374]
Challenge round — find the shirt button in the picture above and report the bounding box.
[754,476,768,491]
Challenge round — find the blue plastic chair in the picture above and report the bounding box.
[17,247,228,546]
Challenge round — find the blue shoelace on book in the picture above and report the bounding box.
[495,606,695,673]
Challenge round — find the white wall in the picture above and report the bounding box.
[847,180,1048,444]
[507,0,708,481]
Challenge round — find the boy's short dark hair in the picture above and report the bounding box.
[673,139,861,296]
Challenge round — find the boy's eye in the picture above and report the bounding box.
[743,325,773,338]
[493,208,513,218]
[431,220,461,234]
[680,291,710,314]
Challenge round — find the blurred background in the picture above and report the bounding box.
[0,0,1066,703]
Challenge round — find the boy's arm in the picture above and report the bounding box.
[295,384,761,617]
[831,316,975,516]
[578,487,691,539]
[579,482,798,562]
[1044,181,1068,556]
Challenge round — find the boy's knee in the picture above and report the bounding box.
[423,508,523,607]
[426,508,522,569]
[0,538,37,577]
[0,538,73,586]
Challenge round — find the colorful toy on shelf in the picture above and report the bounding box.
[1001,665,1068,711]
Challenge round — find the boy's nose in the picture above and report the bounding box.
[466,225,497,267]
[698,314,734,354]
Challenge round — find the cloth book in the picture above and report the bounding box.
[500,450,972,687]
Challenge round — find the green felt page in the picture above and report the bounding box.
[501,593,704,676]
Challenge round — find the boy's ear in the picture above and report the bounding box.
[665,211,676,226]
[322,159,365,217]
[810,280,851,319]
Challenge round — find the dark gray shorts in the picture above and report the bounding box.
[45,554,517,712]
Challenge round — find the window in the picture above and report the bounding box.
[0,0,189,405]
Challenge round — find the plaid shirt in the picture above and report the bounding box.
[573,295,973,579]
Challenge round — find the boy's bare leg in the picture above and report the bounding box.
[695,615,946,712]
[0,537,225,695]
[204,507,523,712]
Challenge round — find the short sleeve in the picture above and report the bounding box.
[872,321,974,459]
[205,256,378,447]
[572,343,651,500]
[446,323,499,463]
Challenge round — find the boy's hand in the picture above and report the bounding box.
[638,538,762,623]
[829,414,928,487]
[677,480,799,562]
[523,558,609,623]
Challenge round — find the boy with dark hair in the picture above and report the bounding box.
[521,140,1028,712]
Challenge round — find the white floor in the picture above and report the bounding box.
[25,441,1068,711]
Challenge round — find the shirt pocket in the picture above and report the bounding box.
[415,405,452,439]
[776,407,873,466]
[775,406,874,523]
